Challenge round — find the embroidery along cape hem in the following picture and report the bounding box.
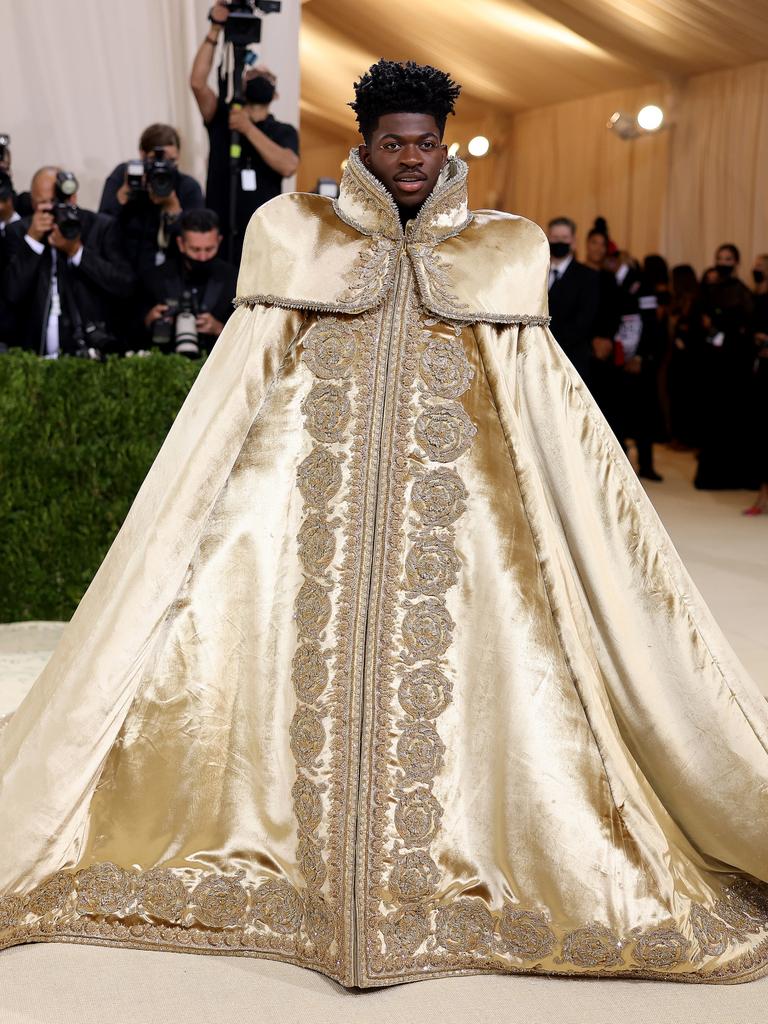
[1,151,768,989]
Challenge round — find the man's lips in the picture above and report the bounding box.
[394,175,427,192]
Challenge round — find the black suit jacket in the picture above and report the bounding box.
[548,259,599,378]
[2,209,135,354]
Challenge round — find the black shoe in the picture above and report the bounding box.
[638,468,663,482]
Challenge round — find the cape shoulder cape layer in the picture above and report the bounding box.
[1,150,767,990]
[235,161,550,325]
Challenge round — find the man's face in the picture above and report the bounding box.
[178,229,221,263]
[359,113,447,212]
[548,223,574,250]
[141,145,179,164]
[31,171,77,210]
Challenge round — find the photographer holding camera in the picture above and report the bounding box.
[2,166,135,358]
[99,124,204,277]
[190,3,299,264]
[141,208,236,358]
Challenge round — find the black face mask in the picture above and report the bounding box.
[715,263,734,279]
[550,241,570,259]
[753,269,765,285]
[185,258,212,285]
[244,75,275,105]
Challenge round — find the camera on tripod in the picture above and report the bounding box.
[53,170,82,240]
[0,133,13,202]
[224,1,281,48]
[152,290,201,358]
[126,147,179,199]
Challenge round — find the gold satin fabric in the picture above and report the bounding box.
[2,151,768,989]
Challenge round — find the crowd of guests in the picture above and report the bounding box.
[0,3,299,361]
[546,217,768,511]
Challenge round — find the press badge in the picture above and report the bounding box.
[241,168,257,192]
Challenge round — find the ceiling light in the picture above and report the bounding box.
[448,142,460,157]
[467,136,490,158]
[637,105,664,131]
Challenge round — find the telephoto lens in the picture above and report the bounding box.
[174,291,200,358]
[53,169,82,239]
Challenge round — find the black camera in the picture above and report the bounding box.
[152,290,201,358]
[224,1,281,47]
[72,320,112,360]
[126,148,178,199]
[0,133,12,202]
[145,147,178,199]
[53,170,82,240]
[0,168,12,202]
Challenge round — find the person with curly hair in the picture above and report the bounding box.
[3,60,768,993]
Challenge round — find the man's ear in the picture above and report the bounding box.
[358,143,371,168]
[175,235,184,253]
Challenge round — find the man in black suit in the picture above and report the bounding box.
[546,216,599,385]
[141,208,236,357]
[3,166,135,357]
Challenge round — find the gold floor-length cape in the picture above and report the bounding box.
[1,151,768,989]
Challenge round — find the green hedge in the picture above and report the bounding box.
[0,350,202,621]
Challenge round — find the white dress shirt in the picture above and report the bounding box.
[24,235,83,357]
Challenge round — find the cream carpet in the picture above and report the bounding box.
[1,447,767,1023]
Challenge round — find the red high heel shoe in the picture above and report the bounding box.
[742,505,765,516]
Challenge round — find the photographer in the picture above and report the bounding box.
[2,166,135,357]
[141,208,236,357]
[0,135,21,270]
[190,2,299,263]
[99,124,204,276]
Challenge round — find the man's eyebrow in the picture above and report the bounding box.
[379,132,440,141]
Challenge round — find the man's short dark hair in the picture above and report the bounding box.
[716,242,740,263]
[139,123,181,153]
[180,208,220,235]
[349,59,461,142]
[548,216,576,234]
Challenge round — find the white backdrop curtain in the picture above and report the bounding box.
[1,0,300,210]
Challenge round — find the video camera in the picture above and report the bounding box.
[53,170,82,240]
[152,290,201,358]
[223,1,281,48]
[0,133,12,201]
[126,147,179,199]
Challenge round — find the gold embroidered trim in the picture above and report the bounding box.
[5,866,768,986]
[233,295,552,328]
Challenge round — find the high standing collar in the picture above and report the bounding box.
[234,153,551,325]
[333,148,472,244]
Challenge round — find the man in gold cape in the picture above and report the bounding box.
[1,59,768,990]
